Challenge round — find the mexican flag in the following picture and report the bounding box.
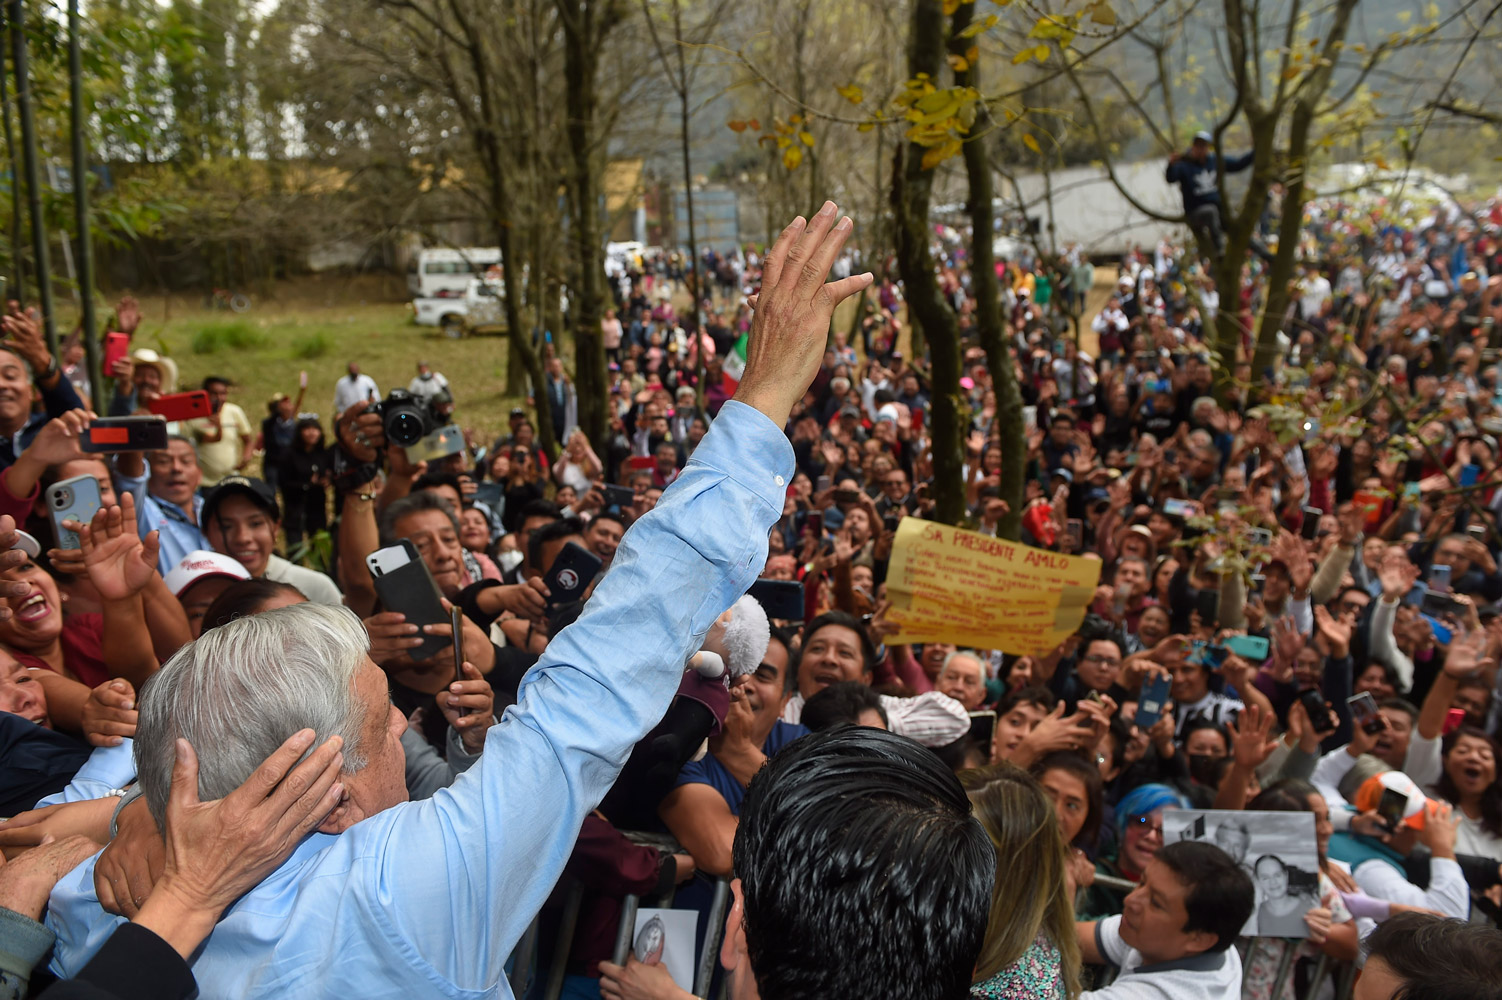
[722,332,747,393]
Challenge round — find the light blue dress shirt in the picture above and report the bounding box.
[118,473,210,577]
[47,399,792,999]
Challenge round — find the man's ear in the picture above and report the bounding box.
[1181,929,1218,958]
[720,878,749,974]
[316,789,359,835]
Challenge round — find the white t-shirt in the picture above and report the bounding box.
[1082,914,1242,1000]
[265,554,344,606]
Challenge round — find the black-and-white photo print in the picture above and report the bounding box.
[1163,810,1320,938]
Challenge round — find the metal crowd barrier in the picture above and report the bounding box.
[1239,939,1357,1000]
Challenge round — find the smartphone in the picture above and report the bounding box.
[1347,691,1385,735]
[1300,506,1323,541]
[883,514,901,534]
[103,331,130,373]
[968,711,997,748]
[79,415,167,454]
[815,474,832,493]
[543,541,602,608]
[602,483,635,510]
[1376,787,1409,831]
[46,475,102,551]
[1247,527,1273,548]
[1421,588,1466,618]
[1162,498,1195,518]
[794,510,824,538]
[1443,707,1467,735]
[450,605,466,696]
[1468,523,1488,541]
[407,424,467,465]
[474,481,504,510]
[1195,588,1219,627]
[1021,405,1037,432]
[1136,672,1171,729]
[366,539,451,661]
[1422,613,1453,645]
[1460,464,1481,488]
[748,578,805,620]
[1297,688,1330,730]
[146,390,211,422]
[1066,519,1084,546]
[1224,634,1270,661]
[1426,563,1453,593]
[832,488,862,505]
[1402,481,1421,503]
[1189,640,1228,670]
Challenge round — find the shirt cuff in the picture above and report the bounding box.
[0,905,54,979]
[686,400,795,515]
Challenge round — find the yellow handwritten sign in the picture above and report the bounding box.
[885,518,1100,655]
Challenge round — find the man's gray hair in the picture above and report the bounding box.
[134,602,372,829]
[379,490,458,546]
[938,649,985,682]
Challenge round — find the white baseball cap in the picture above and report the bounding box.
[164,550,251,597]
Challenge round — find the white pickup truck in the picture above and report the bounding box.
[412,279,504,336]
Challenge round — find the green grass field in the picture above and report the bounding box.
[81,275,526,446]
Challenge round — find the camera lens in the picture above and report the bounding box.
[388,411,425,447]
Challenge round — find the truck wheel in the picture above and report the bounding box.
[441,314,464,339]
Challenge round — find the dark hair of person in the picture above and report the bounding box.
[1249,778,1321,814]
[200,579,306,635]
[799,610,878,675]
[997,685,1057,717]
[591,508,629,532]
[1030,750,1104,848]
[930,736,988,773]
[734,727,994,1000]
[379,490,459,546]
[1363,912,1502,1000]
[801,680,888,732]
[527,516,586,570]
[1153,840,1255,954]
[515,498,562,527]
[1104,715,1133,774]
[1437,726,1502,839]
[1181,717,1232,755]
[202,375,229,390]
[1379,697,1420,722]
[292,417,324,452]
[413,471,464,496]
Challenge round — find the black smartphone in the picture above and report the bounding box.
[451,605,465,690]
[602,483,635,510]
[832,487,862,505]
[793,510,824,537]
[1300,506,1323,541]
[543,541,603,608]
[749,578,805,620]
[883,514,901,534]
[1347,691,1385,735]
[1195,588,1219,627]
[1421,588,1467,617]
[80,415,168,454]
[1297,687,1331,731]
[1376,787,1409,831]
[366,540,451,661]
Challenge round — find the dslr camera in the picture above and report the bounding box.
[375,389,441,447]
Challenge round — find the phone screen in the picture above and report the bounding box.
[1347,691,1384,734]
[1376,787,1409,830]
[1297,688,1329,730]
[451,605,465,690]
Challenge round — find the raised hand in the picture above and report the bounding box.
[75,494,159,603]
[1443,626,1495,680]
[1227,704,1280,769]
[1313,605,1353,658]
[1377,550,1420,600]
[735,203,872,425]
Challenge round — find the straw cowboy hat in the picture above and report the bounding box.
[129,348,178,393]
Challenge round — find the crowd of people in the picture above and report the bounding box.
[1,182,1502,1000]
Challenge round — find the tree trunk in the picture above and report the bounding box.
[559,0,610,447]
[952,0,1022,539]
[1252,105,1315,382]
[893,0,964,526]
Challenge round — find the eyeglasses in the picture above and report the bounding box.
[1082,654,1122,668]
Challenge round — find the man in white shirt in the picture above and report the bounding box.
[333,362,380,415]
[779,611,969,747]
[1077,841,1253,999]
[407,360,450,404]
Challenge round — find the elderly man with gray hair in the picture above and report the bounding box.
[44,203,874,999]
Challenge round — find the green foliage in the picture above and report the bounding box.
[290,332,332,359]
[190,321,267,355]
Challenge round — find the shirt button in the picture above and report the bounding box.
[774,475,785,486]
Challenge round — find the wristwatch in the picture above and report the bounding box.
[37,352,58,380]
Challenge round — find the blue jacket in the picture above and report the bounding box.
[1165,152,1255,212]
